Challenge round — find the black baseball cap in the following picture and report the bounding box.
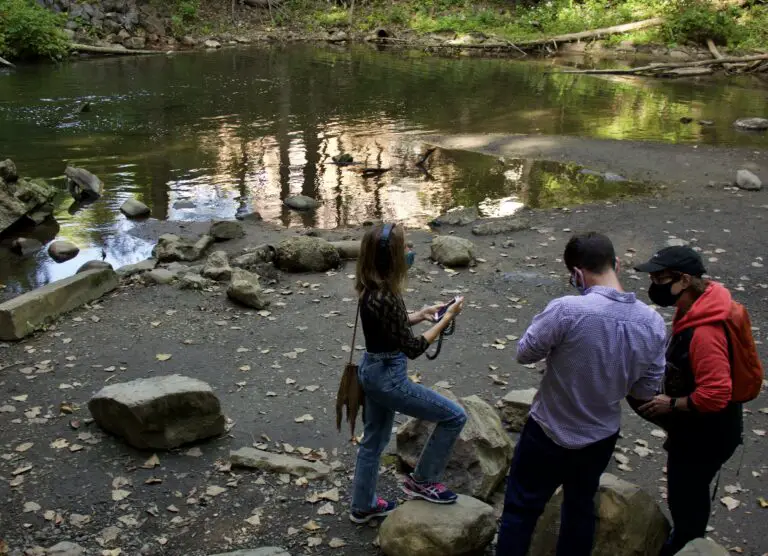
[634,246,707,276]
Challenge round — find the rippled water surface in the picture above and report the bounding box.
[1,45,767,292]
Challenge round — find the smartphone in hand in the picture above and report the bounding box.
[434,297,459,322]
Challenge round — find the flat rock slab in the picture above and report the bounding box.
[116,258,156,277]
[209,549,290,556]
[88,374,226,450]
[155,233,214,263]
[379,496,496,556]
[471,216,529,236]
[675,538,729,556]
[432,206,479,226]
[275,236,340,272]
[497,388,537,432]
[0,268,118,341]
[230,447,331,479]
[77,260,113,274]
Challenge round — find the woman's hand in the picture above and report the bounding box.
[420,303,446,323]
[445,296,465,318]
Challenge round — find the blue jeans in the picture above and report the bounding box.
[350,351,467,513]
[496,418,618,556]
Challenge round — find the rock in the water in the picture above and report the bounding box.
[0,158,17,183]
[0,176,57,235]
[332,153,354,164]
[77,260,113,274]
[283,195,320,211]
[120,198,151,218]
[736,169,762,191]
[10,237,42,256]
[379,496,496,556]
[208,549,290,556]
[210,220,245,241]
[733,117,768,131]
[432,206,479,226]
[275,236,340,272]
[46,542,85,556]
[497,388,537,432]
[204,39,221,48]
[230,447,331,479]
[227,268,269,309]
[328,30,348,42]
[146,268,176,285]
[178,273,214,290]
[116,258,156,277]
[397,386,513,500]
[155,233,214,262]
[235,210,263,222]
[675,538,729,556]
[430,236,475,267]
[529,474,670,556]
[65,166,103,201]
[232,245,276,270]
[202,250,232,281]
[88,374,226,450]
[471,216,529,236]
[48,240,80,262]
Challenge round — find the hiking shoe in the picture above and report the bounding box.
[402,475,458,504]
[349,497,397,524]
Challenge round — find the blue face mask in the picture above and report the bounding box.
[569,269,587,295]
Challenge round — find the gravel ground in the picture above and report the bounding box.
[1,171,767,556]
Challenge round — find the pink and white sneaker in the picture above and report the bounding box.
[402,474,458,504]
[349,497,397,524]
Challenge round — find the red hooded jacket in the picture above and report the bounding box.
[672,282,733,412]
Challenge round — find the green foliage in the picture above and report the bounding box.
[169,0,199,36]
[662,1,744,46]
[0,0,70,61]
[314,7,350,27]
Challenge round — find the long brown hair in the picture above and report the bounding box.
[355,223,408,296]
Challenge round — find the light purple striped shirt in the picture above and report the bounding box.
[517,286,667,449]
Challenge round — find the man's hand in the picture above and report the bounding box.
[639,394,674,418]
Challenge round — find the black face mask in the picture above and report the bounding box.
[648,281,683,307]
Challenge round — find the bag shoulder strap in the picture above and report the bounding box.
[348,297,361,366]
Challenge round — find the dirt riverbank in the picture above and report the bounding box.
[1,150,767,554]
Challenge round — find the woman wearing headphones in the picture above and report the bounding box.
[349,222,467,524]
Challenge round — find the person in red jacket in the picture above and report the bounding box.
[635,246,743,555]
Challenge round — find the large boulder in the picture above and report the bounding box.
[210,220,245,241]
[432,206,479,226]
[88,374,226,450]
[0,158,17,183]
[48,240,80,262]
[430,236,475,267]
[675,538,729,556]
[378,496,496,556]
[155,233,214,262]
[10,238,42,256]
[1,176,57,234]
[65,166,103,201]
[283,195,320,211]
[736,169,762,191]
[202,251,232,281]
[227,268,269,309]
[274,236,340,272]
[120,198,150,218]
[733,117,768,131]
[529,474,670,556]
[471,216,529,236]
[396,387,513,500]
[497,388,537,432]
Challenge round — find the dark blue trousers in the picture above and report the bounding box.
[496,418,618,556]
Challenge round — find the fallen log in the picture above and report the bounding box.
[706,38,736,71]
[70,43,157,55]
[515,17,665,48]
[0,55,15,68]
[558,54,768,76]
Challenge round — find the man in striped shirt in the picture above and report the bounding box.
[496,232,667,556]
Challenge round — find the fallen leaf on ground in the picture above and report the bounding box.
[307,537,322,548]
[23,501,41,513]
[50,438,69,449]
[185,447,203,457]
[489,374,508,386]
[205,485,226,497]
[614,453,630,465]
[69,444,84,452]
[294,414,314,423]
[112,489,131,502]
[757,496,768,508]
[720,496,741,511]
[101,549,121,556]
[239,365,251,372]
[244,514,261,526]
[287,527,299,536]
[155,353,172,361]
[145,477,163,485]
[753,429,766,437]
[725,484,743,494]
[112,476,131,489]
[650,429,667,439]
[318,502,335,515]
[286,378,296,385]
[15,442,33,452]
[329,538,347,549]
[319,487,340,502]
[306,493,320,504]
[305,385,320,392]
[11,394,27,402]
[142,454,160,468]
[167,505,179,513]
[303,519,321,531]
[283,352,298,359]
